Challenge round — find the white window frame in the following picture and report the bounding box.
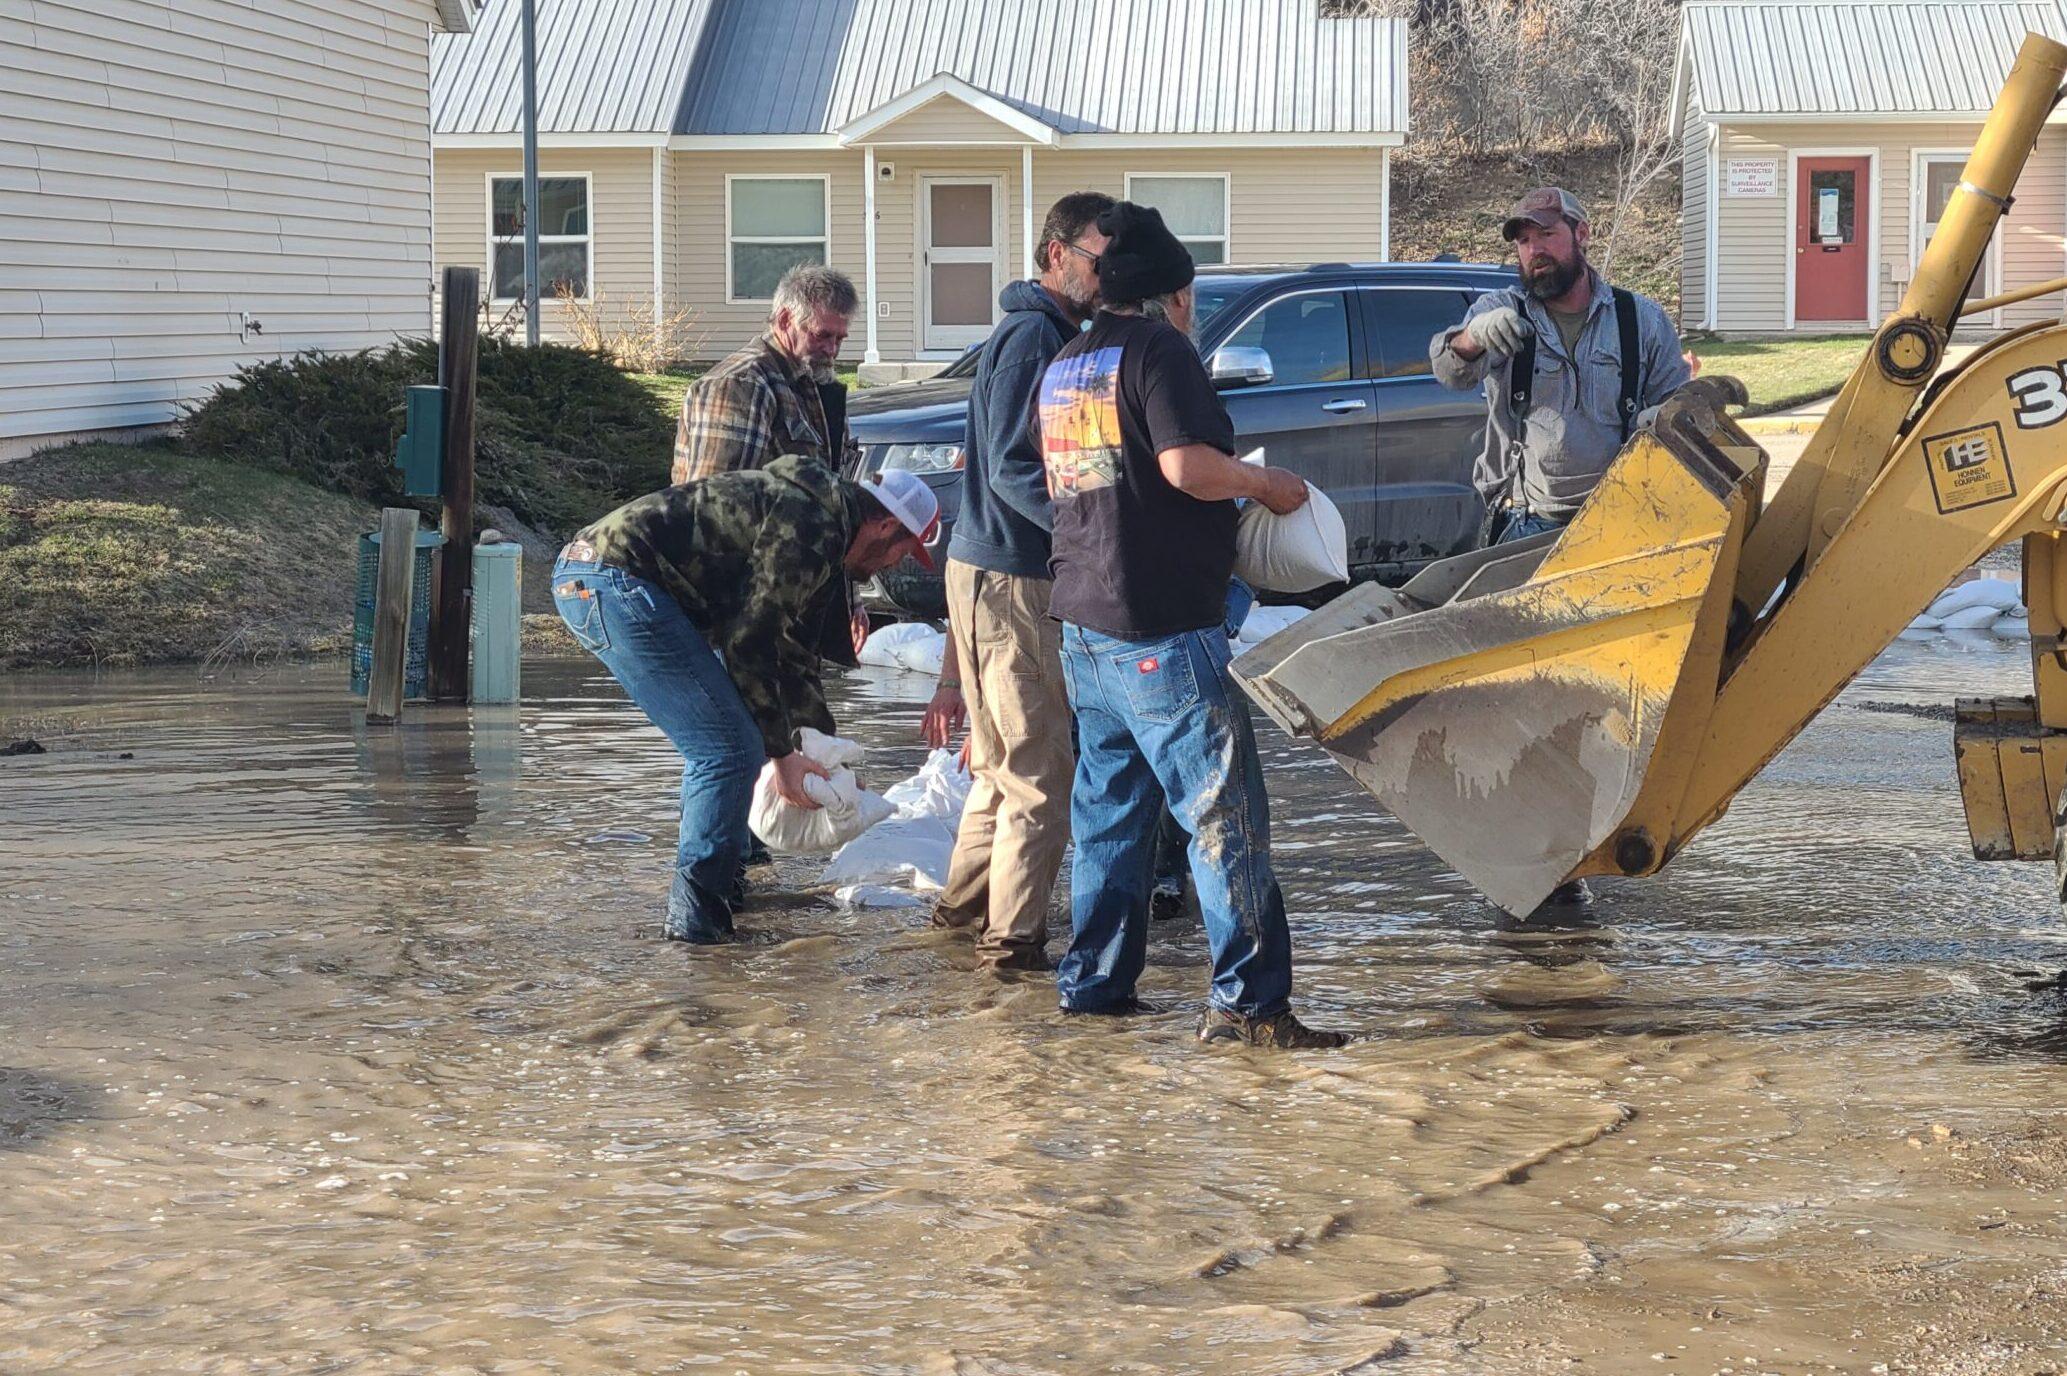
[725,172,833,305]
[485,171,595,305]
[1912,148,2002,328]
[1124,172,1232,265]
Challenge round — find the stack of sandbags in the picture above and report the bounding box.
[857,621,947,675]
[818,748,972,909]
[1903,575,2027,642]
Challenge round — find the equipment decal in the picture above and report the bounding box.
[1922,421,2018,514]
[2007,364,2067,428]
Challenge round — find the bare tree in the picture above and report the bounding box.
[1566,0,1682,272]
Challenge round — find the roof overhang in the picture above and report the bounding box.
[434,131,672,149]
[835,73,1060,147]
[434,0,479,34]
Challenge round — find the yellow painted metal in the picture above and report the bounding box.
[1962,273,2067,318]
[2023,531,2067,728]
[1731,32,2067,624]
[1955,699,2019,860]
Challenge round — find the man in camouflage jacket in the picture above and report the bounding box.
[553,456,939,943]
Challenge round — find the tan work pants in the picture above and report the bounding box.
[934,559,1073,967]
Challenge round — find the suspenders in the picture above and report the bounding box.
[1501,286,1643,517]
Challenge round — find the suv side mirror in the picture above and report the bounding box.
[1210,345,1274,390]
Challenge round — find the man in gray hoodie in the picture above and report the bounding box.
[924,190,1113,971]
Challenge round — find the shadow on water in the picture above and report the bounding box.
[0,1069,99,1155]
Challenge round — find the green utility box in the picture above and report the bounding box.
[351,527,445,700]
[469,540,523,704]
[394,385,447,497]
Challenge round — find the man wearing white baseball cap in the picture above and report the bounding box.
[554,457,937,943]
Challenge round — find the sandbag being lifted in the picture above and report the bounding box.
[748,728,895,855]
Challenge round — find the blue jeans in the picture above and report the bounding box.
[1495,509,1566,544]
[1056,621,1294,1018]
[553,557,764,943]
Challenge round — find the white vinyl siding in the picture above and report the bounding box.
[1125,173,1231,265]
[433,147,655,343]
[0,0,445,455]
[1709,120,2067,335]
[1680,84,1711,331]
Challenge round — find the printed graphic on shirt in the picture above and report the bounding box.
[1039,346,1125,498]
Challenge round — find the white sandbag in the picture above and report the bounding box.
[1233,484,1350,594]
[820,749,972,901]
[1235,603,1311,645]
[1906,612,1944,632]
[889,631,946,676]
[1939,603,2006,631]
[858,621,940,669]
[1992,615,2031,639]
[1927,577,2021,620]
[749,730,895,855]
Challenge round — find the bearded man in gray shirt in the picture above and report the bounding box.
[1432,187,1692,544]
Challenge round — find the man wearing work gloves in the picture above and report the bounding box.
[552,458,939,944]
[923,190,1114,973]
[1039,200,1348,1050]
[1432,187,1690,544]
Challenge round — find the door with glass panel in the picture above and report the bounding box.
[1917,152,1998,322]
[1794,155,1871,322]
[920,177,1003,352]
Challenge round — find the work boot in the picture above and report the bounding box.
[1197,1007,1351,1050]
[1543,879,1593,907]
[981,945,1053,974]
[1149,881,1188,923]
[1061,996,1163,1017]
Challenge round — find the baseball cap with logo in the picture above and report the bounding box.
[1501,187,1589,241]
[863,469,940,569]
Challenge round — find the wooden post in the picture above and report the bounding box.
[428,265,480,701]
[366,506,420,724]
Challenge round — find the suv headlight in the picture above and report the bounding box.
[870,442,964,475]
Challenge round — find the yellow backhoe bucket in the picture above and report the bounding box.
[1233,392,1764,914]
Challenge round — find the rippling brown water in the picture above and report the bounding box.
[6,644,2067,1374]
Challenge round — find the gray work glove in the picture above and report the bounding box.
[1467,305,1533,359]
[1633,403,1664,432]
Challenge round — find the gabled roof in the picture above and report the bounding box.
[835,73,1062,147]
[434,0,1408,142]
[433,0,717,137]
[1678,0,2067,121]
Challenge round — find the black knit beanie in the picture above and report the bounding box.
[1094,201,1195,303]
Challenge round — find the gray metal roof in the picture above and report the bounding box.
[434,0,1406,138]
[1684,1,2067,117]
[433,0,717,135]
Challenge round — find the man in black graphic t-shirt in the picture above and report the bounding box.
[1037,201,1349,1051]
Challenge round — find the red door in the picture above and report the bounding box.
[1795,156,1871,322]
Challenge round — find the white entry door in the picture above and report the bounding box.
[920,176,1003,353]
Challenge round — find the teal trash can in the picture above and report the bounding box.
[469,540,523,705]
[351,527,445,700]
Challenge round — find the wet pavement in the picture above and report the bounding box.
[5,642,2067,1375]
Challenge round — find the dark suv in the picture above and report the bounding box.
[847,259,1517,618]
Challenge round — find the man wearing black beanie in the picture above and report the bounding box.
[1034,201,1349,1051]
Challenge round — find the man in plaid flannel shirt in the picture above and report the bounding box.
[671,263,863,485]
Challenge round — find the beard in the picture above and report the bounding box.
[805,357,838,384]
[1524,250,1587,301]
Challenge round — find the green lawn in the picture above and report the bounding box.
[1689,335,1864,416]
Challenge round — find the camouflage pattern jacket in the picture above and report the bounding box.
[671,332,860,485]
[577,456,862,759]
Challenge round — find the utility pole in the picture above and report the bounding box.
[520,0,541,347]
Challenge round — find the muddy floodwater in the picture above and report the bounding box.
[6,642,2067,1376]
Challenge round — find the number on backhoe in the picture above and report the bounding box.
[2007,364,2067,428]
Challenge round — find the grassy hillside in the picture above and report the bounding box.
[1392,145,1680,313]
[1,443,375,670]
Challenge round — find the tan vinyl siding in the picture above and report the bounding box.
[666,145,1389,364]
[431,147,656,343]
[1680,86,1710,332]
[864,99,1034,146]
[1,0,443,452]
[1709,119,2065,334]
